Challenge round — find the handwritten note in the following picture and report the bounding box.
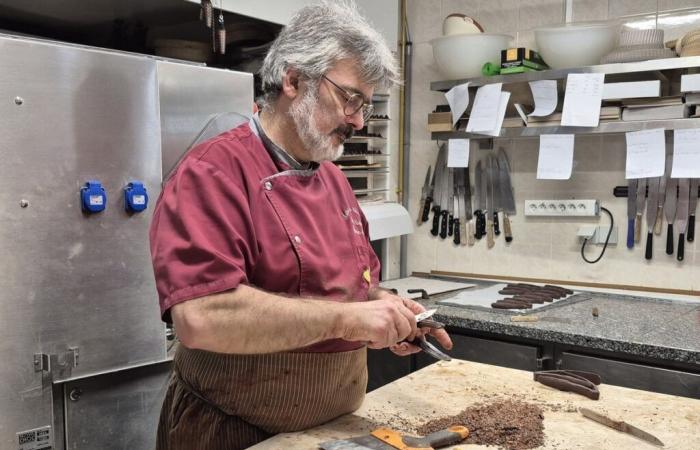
[445,82,470,127]
[625,129,666,179]
[448,139,470,167]
[672,129,700,178]
[537,134,575,179]
[561,73,605,127]
[529,80,558,117]
[466,83,503,133]
[481,92,511,137]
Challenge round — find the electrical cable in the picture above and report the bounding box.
[580,206,613,264]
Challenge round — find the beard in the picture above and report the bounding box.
[288,85,354,162]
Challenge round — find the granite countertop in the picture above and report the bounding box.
[421,278,700,365]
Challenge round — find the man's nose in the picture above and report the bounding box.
[345,109,365,130]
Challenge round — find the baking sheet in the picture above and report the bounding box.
[379,277,475,299]
[438,283,578,311]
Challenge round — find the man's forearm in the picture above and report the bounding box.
[172,284,349,354]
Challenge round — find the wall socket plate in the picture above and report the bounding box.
[524,199,600,217]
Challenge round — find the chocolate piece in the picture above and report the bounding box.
[534,373,600,400]
[545,284,574,295]
[538,370,601,385]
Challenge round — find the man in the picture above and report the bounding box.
[149,2,452,449]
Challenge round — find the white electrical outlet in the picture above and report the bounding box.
[524,199,600,217]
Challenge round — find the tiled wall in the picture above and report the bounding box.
[405,0,700,291]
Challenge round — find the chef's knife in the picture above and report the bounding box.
[627,178,638,249]
[579,408,664,447]
[440,167,455,239]
[488,155,500,237]
[430,145,446,236]
[453,171,461,245]
[474,160,485,239]
[655,153,672,235]
[463,167,475,246]
[319,426,470,450]
[634,177,646,244]
[418,165,432,225]
[688,178,698,242]
[676,178,690,262]
[497,149,516,243]
[439,158,450,239]
[485,156,495,248]
[665,176,678,255]
[644,177,660,260]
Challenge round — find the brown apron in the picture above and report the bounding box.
[156,344,367,450]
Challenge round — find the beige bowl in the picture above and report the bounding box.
[443,14,484,36]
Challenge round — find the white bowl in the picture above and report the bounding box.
[535,22,619,69]
[430,33,513,79]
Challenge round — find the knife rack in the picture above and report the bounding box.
[613,185,700,197]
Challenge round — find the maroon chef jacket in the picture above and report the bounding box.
[149,119,380,353]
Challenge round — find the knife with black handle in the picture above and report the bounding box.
[627,178,638,249]
[688,178,698,242]
[645,177,660,260]
[676,178,690,261]
[665,176,678,255]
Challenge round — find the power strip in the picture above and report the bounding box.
[524,199,600,217]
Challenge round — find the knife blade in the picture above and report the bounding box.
[664,176,678,255]
[418,165,432,225]
[486,156,495,248]
[490,155,502,237]
[644,177,660,260]
[474,160,485,239]
[579,408,664,447]
[439,158,450,239]
[634,178,646,243]
[655,152,672,235]
[688,178,698,242]
[676,178,690,262]
[319,426,470,450]
[430,145,447,236]
[497,149,516,243]
[627,178,638,249]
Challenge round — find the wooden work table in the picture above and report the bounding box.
[250,359,700,450]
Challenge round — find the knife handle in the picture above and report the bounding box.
[493,211,500,236]
[448,214,454,236]
[645,232,653,260]
[688,215,695,242]
[460,220,468,246]
[439,210,448,239]
[634,213,642,243]
[453,218,461,245]
[678,233,685,261]
[627,218,635,249]
[503,213,513,243]
[468,220,475,246]
[430,206,440,236]
[474,210,483,239]
[419,196,432,224]
[666,224,674,255]
[654,206,663,235]
[402,425,469,448]
[486,218,495,249]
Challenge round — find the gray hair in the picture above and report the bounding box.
[258,0,401,109]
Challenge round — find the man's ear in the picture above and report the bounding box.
[281,68,301,99]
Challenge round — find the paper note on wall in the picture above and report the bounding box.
[561,73,605,127]
[480,91,511,137]
[445,82,470,127]
[466,83,502,133]
[625,128,666,179]
[447,139,470,167]
[528,80,558,117]
[672,129,700,178]
[537,134,575,179]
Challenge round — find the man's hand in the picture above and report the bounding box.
[365,289,453,357]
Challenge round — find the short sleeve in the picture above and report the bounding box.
[149,157,257,320]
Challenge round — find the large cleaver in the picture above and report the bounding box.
[319,425,469,450]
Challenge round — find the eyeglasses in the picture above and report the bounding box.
[321,75,374,122]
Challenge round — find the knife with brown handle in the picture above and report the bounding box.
[676,178,690,261]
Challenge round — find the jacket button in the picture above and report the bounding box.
[294,235,302,244]
[264,181,273,191]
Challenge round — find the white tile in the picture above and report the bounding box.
[608,0,658,18]
[442,0,480,17]
[407,0,444,44]
[519,0,565,31]
[475,0,519,34]
[572,0,609,22]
